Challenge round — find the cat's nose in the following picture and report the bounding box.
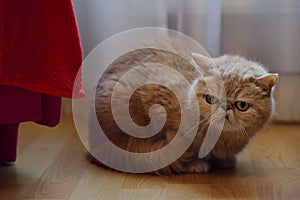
[220,101,233,111]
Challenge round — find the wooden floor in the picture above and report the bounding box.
[0,115,299,200]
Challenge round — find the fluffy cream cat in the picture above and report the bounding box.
[94,46,278,175]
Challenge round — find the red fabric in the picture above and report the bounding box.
[0,0,81,163]
[0,0,84,98]
[0,85,42,124]
[0,85,61,126]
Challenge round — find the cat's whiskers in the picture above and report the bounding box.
[236,121,249,138]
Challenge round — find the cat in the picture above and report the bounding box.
[93,44,278,175]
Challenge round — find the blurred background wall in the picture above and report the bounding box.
[69,0,300,122]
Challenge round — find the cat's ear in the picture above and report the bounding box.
[191,53,214,75]
[192,53,212,68]
[256,73,278,91]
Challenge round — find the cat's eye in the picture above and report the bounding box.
[235,101,250,111]
[204,94,219,104]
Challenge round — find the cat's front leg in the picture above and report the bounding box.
[211,156,236,169]
[185,159,211,173]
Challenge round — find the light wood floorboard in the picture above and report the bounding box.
[1,116,299,199]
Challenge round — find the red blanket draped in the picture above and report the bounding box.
[0,0,83,98]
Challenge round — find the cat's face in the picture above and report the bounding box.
[196,76,274,135]
[193,54,278,137]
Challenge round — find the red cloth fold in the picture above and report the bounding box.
[0,85,61,125]
[0,0,84,98]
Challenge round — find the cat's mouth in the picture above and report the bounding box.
[222,113,239,131]
[211,109,238,131]
[225,114,230,120]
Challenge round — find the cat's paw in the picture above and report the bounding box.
[186,159,211,174]
[212,156,236,169]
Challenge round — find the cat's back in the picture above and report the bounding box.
[95,47,199,148]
